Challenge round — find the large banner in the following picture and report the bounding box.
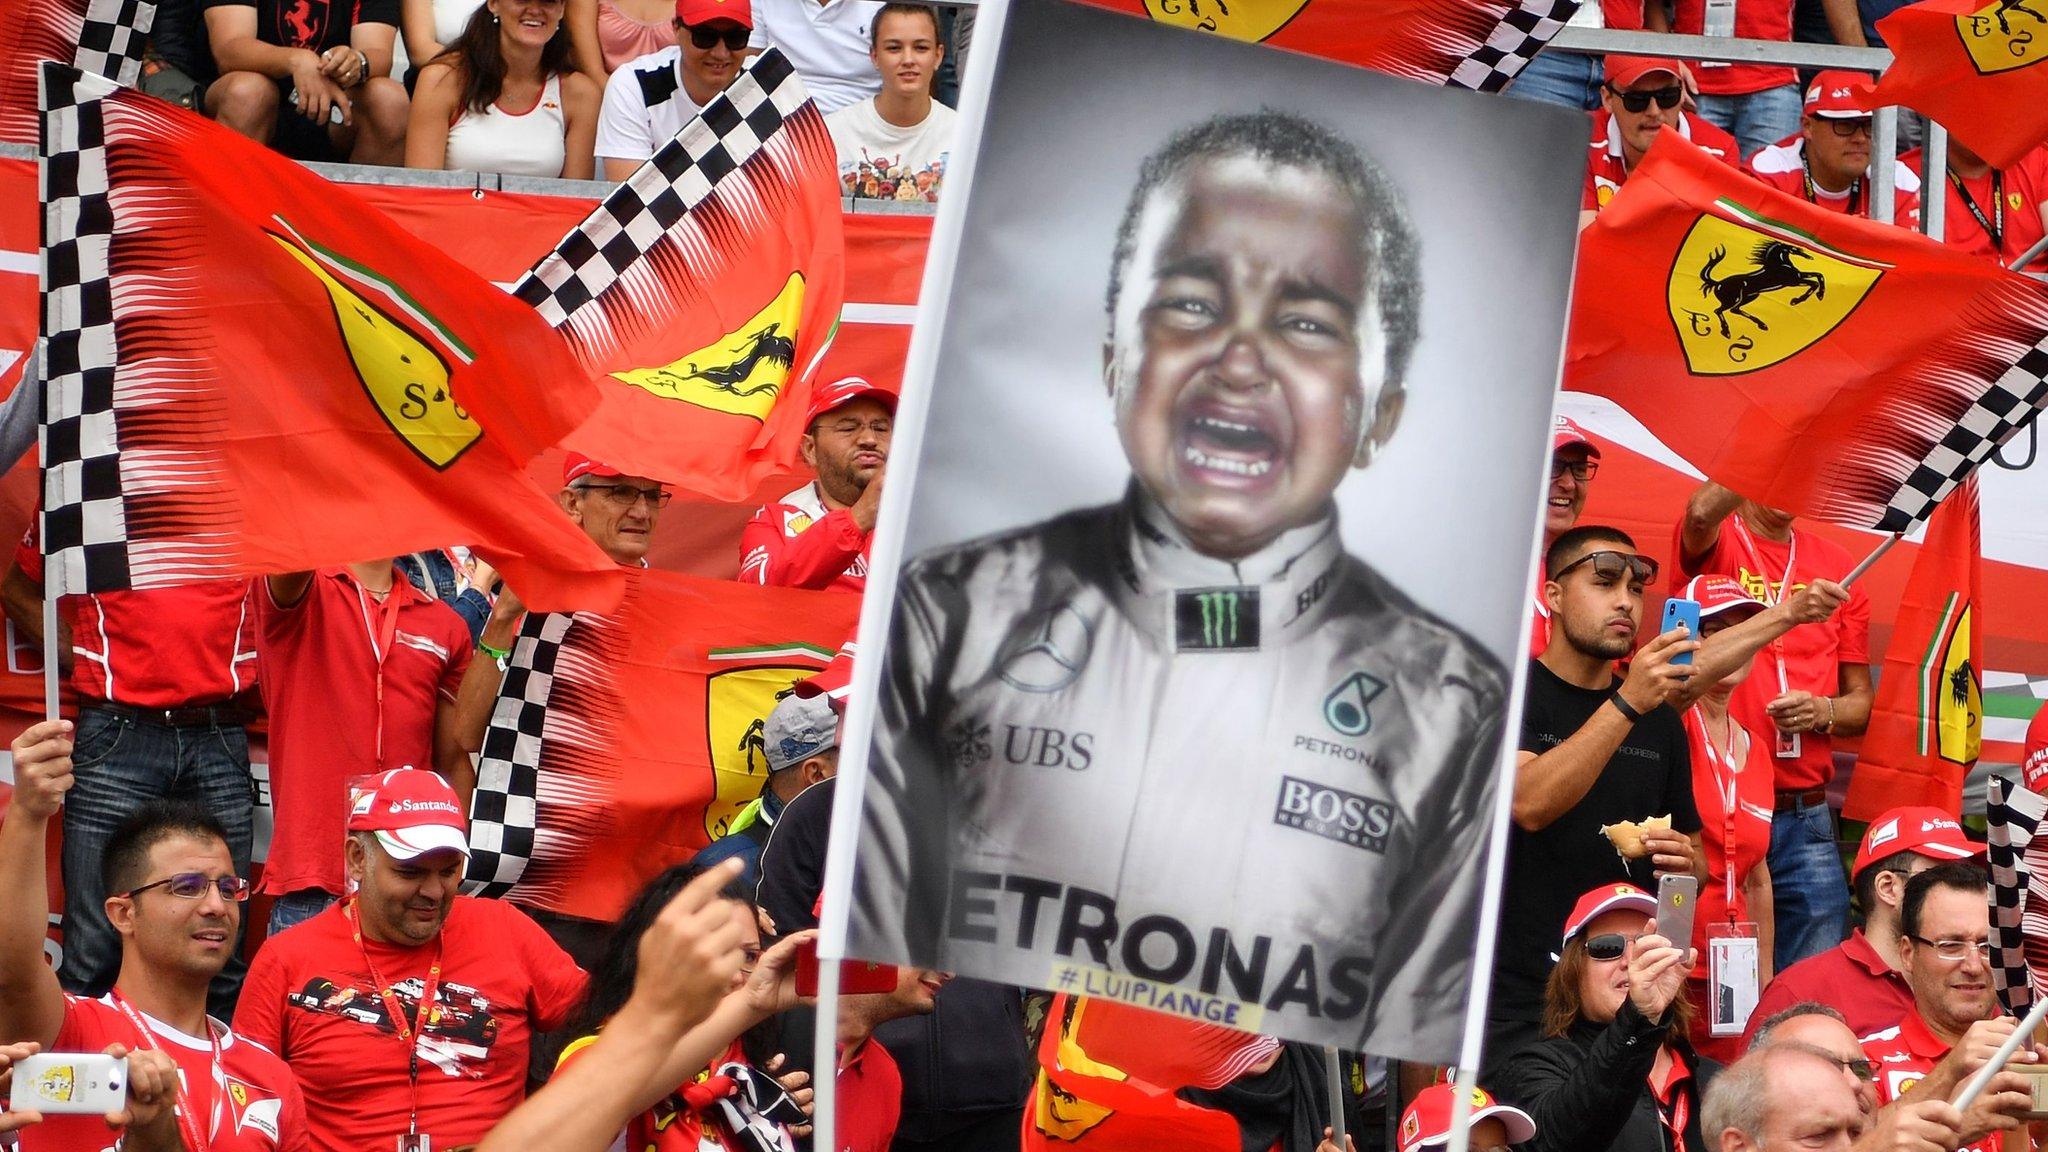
[831,1,1585,1058]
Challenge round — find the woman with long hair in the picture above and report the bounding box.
[405,0,598,178]
[558,861,816,1152]
[1494,883,1710,1152]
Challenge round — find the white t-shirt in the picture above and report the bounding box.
[747,0,882,114]
[825,97,955,203]
[445,73,567,178]
[594,45,707,166]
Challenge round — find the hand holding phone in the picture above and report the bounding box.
[1661,598,1701,666]
[1656,873,1700,958]
[7,1053,126,1115]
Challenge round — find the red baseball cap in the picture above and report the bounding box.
[1852,806,1983,877]
[1398,1085,1536,1152]
[804,375,898,429]
[1561,882,1655,951]
[1804,70,1875,119]
[347,768,469,862]
[675,0,751,28]
[1603,54,1680,90]
[1552,415,1602,459]
[790,636,856,715]
[1680,574,1766,621]
[563,452,625,486]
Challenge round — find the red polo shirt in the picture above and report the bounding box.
[1747,138,1924,229]
[15,523,257,709]
[256,568,471,896]
[1863,1013,2014,1152]
[1901,146,2048,272]
[1741,929,1913,1049]
[1583,111,1742,212]
[836,1037,902,1152]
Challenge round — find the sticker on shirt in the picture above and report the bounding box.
[1273,776,1394,854]
[841,150,946,203]
[1666,208,1890,377]
[1886,1070,1922,1100]
[287,975,500,1076]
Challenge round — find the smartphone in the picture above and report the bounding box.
[286,87,348,125]
[793,937,899,997]
[1656,873,1700,954]
[1661,597,1701,664]
[8,1053,127,1115]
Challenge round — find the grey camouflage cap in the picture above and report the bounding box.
[763,691,839,773]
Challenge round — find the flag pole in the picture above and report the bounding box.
[1841,533,1904,588]
[1324,1047,1347,1149]
[810,962,840,1151]
[32,340,55,724]
[2013,234,2048,273]
[1955,995,2048,1110]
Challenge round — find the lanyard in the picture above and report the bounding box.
[1729,515,1798,695]
[1650,1050,1693,1150]
[1690,705,1749,914]
[347,899,443,1137]
[354,574,406,770]
[1949,169,2005,255]
[1801,151,1863,216]
[110,990,222,1152]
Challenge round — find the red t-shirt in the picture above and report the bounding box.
[737,482,870,593]
[1864,1013,2016,1152]
[836,1037,902,1152]
[256,568,472,896]
[1900,146,2048,272]
[1676,517,1873,790]
[1584,110,1743,212]
[1747,138,1924,229]
[1741,929,1913,1048]
[1683,706,1775,948]
[232,898,587,1152]
[1671,0,1796,94]
[14,526,257,708]
[20,995,308,1152]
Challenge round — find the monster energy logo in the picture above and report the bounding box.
[1175,587,1261,652]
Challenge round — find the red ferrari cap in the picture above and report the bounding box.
[675,0,750,28]
[790,637,857,715]
[1552,415,1601,459]
[1680,574,1766,621]
[1805,70,1874,119]
[1852,806,1983,877]
[346,768,468,861]
[563,452,625,486]
[1398,1085,1537,1152]
[1603,54,1680,90]
[1561,882,1655,951]
[804,375,898,428]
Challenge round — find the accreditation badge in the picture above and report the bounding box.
[1707,922,1761,1037]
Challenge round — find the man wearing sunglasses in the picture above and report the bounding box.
[596,0,753,181]
[1528,416,1605,657]
[1582,55,1739,221]
[1747,71,1922,228]
[739,375,894,592]
[0,718,310,1150]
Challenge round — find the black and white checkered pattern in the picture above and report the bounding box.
[1447,0,1583,92]
[1877,341,2048,534]
[463,611,573,896]
[38,63,133,598]
[1989,775,2047,1015]
[514,47,810,329]
[74,0,155,87]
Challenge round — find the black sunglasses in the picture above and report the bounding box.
[1584,932,1637,962]
[1552,548,1659,586]
[1607,84,1683,113]
[681,22,750,50]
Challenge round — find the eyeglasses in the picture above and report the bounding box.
[681,23,750,50]
[1607,84,1683,113]
[1551,458,1600,482]
[1584,932,1640,962]
[1908,935,1991,962]
[577,483,673,508]
[126,873,252,902]
[1552,548,1659,586]
[1821,1055,1878,1082]
[1822,117,1874,138]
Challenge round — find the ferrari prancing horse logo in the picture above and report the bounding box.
[1957,0,2047,74]
[1140,0,1307,40]
[1666,210,1887,376]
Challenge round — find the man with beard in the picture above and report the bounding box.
[1485,525,1702,1074]
[851,110,1509,1056]
[739,375,893,592]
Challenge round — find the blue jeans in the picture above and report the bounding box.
[265,888,337,937]
[1768,801,1850,970]
[1696,84,1804,161]
[60,705,255,1020]
[1507,50,1602,112]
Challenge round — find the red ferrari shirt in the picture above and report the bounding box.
[233,898,586,1152]
[22,994,309,1152]
[1676,517,1872,790]
[256,568,471,896]
[1900,146,2048,271]
[1683,706,1774,949]
[1747,138,1924,228]
[1742,929,1912,1048]
[556,1037,769,1150]
[1671,0,1796,94]
[14,525,257,708]
[836,1037,902,1152]
[1864,1013,2015,1152]
[738,481,870,592]
[1584,111,1742,212]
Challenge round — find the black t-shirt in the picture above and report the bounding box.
[198,0,399,55]
[1492,660,1701,1027]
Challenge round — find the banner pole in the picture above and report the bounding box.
[1841,533,1903,588]
[810,962,840,1150]
[1446,1066,1478,1152]
[40,587,56,722]
[1323,1047,1346,1149]
[1955,995,2048,1110]
[2013,234,2048,273]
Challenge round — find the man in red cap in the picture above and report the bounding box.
[1742,805,1984,1044]
[1747,70,1922,228]
[236,768,587,1152]
[739,375,893,593]
[596,0,752,181]
[1528,416,1604,656]
[1902,133,2048,272]
[1583,55,1740,219]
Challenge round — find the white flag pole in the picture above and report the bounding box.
[1840,532,1903,588]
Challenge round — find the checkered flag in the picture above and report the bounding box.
[1876,340,2048,533]
[464,610,575,897]
[1989,775,2047,1015]
[2,0,156,144]
[1447,0,1584,92]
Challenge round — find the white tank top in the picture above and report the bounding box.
[444,73,567,179]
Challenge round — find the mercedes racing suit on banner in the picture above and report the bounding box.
[850,489,1510,1057]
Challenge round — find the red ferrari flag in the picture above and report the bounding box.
[38,65,620,611]
[1024,995,1265,1152]
[1567,132,2048,533]
[514,49,845,501]
[0,0,151,143]
[1845,477,1984,821]
[1860,0,2048,170]
[1063,0,1582,89]
[463,569,858,921]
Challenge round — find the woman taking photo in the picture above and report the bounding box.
[1495,883,1711,1152]
[406,0,598,178]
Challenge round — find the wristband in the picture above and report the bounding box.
[1819,695,1837,734]
[478,640,511,663]
[1608,689,1646,724]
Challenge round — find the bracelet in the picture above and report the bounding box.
[1820,696,1837,734]
[1608,689,1646,724]
[355,49,370,77]
[478,640,511,663]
